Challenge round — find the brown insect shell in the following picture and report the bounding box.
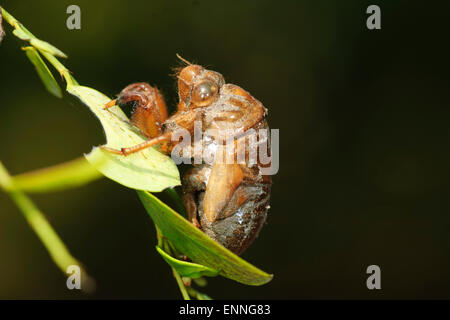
[195,169,271,255]
[128,84,168,138]
[162,65,271,255]
[177,65,225,110]
[163,84,267,167]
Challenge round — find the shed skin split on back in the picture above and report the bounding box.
[104,59,272,255]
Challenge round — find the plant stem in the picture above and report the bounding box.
[1,8,33,38]
[12,156,103,193]
[172,268,191,300]
[157,228,192,300]
[40,50,78,86]
[1,7,77,87]
[0,162,94,290]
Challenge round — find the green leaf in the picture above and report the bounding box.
[39,50,78,87]
[138,191,273,286]
[6,10,66,57]
[30,38,67,58]
[12,28,30,40]
[66,85,181,192]
[1,8,34,40]
[11,156,104,193]
[23,46,62,98]
[156,245,219,279]
[192,277,208,287]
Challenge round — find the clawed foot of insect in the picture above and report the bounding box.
[191,217,201,229]
[100,100,134,156]
[103,99,117,110]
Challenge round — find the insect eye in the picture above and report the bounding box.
[191,80,218,106]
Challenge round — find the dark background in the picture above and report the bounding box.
[0,0,449,299]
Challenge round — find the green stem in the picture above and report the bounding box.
[0,162,93,289]
[186,287,212,300]
[158,228,192,300]
[172,268,191,300]
[11,156,103,193]
[1,8,34,38]
[40,50,78,86]
[1,7,77,87]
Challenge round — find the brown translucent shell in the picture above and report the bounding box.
[112,62,271,255]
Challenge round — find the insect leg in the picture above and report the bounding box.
[182,165,211,228]
[101,132,172,156]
